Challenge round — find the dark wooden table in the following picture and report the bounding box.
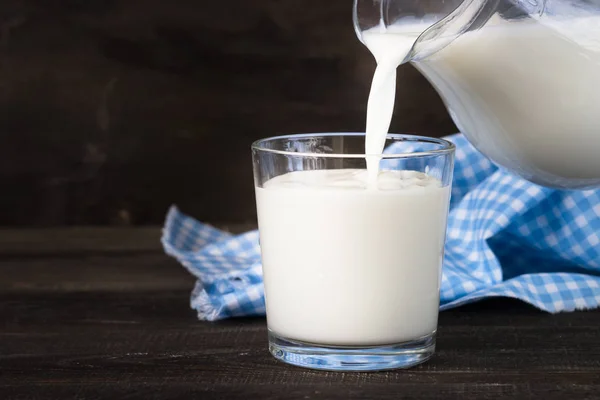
[1,229,599,399]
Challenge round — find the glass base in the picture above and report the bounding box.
[268,331,435,371]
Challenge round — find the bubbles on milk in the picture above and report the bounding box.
[263,169,441,191]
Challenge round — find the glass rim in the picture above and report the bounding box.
[251,132,455,159]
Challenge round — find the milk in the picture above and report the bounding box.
[361,15,600,187]
[415,16,600,186]
[256,169,450,346]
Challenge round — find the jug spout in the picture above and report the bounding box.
[353,0,499,62]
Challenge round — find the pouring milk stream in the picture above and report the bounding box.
[357,0,600,189]
[363,20,436,185]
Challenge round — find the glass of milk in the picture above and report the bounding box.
[252,133,454,371]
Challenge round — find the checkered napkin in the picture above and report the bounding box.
[162,134,600,321]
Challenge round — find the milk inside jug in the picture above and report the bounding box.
[354,0,600,189]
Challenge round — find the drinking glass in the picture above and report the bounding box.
[252,133,454,371]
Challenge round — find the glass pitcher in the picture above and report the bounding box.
[354,0,600,189]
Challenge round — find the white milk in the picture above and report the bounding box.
[256,169,450,346]
[361,21,433,184]
[415,16,600,186]
[361,15,600,186]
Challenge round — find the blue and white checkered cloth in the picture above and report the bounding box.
[162,134,600,321]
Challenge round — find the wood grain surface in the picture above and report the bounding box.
[1,228,599,399]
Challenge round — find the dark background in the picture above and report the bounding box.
[0,0,456,226]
